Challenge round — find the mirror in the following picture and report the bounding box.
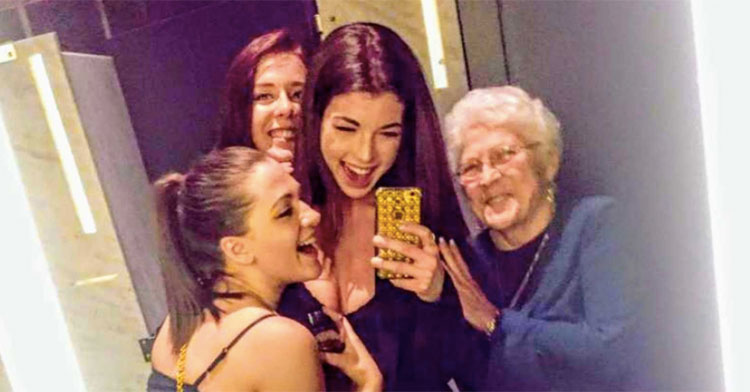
[0,0,722,390]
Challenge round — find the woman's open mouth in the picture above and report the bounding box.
[340,162,376,188]
[486,194,507,207]
[296,237,318,258]
[269,128,297,142]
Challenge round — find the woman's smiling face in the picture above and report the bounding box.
[241,159,322,284]
[250,52,306,157]
[320,91,404,199]
[459,126,544,232]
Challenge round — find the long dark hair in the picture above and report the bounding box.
[154,147,266,353]
[216,29,305,148]
[293,22,468,252]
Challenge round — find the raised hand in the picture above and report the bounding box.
[438,238,499,334]
[319,308,383,392]
[370,222,444,303]
[266,137,294,173]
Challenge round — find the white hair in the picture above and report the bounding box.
[444,86,562,178]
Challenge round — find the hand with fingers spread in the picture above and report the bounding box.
[438,237,500,335]
[370,222,445,303]
[319,308,383,392]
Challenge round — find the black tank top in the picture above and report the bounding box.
[146,313,276,392]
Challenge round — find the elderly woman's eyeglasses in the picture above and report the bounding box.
[457,143,539,182]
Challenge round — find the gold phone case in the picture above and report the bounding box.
[375,187,422,279]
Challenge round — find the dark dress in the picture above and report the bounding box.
[468,196,637,390]
[278,276,462,391]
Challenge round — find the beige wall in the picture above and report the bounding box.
[0,34,149,390]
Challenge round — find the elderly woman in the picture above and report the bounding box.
[439,86,635,390]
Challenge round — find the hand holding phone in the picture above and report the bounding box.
[374,187,422,279]
[318,308,383,391]
[372,187,444,302]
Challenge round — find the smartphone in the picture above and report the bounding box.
[374,187,422,279]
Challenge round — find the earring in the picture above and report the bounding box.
[545,183,557,209]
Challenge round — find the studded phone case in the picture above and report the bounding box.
[375,187,422,279]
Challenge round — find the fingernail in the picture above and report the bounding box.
[373,235,384,244]
[438,236,445,244]
[371,257,382,267]
[450,239,456,246]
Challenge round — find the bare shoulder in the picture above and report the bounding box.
[220,308,313,340]
[215,308,316,358]
[150,316,176,374]
[244,314,317,353]
[220,313,321,390]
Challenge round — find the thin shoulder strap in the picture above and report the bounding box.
[193,313,276,387]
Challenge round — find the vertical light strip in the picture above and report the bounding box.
[691,1,750,391]
[94,0,113,39]
[0,109,87,391]
[29,54,97,234]
[421,0,449,89]
[13,0,33,38]
[689,2,727,388]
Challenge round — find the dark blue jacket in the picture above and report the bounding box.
[470,196,637,390]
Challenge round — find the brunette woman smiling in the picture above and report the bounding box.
[147,148,381,391]
[216,29,306,171]
[279,23,470,391]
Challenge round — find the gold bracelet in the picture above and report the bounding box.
[485,313,498,337]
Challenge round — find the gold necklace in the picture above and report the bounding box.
[176,343,187,392]
[508,232,550,309]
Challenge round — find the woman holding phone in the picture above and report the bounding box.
[278,23,470,390]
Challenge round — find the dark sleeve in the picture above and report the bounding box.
[400,239,490,391]
[436,241,490,391]
[488,200,636,388]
